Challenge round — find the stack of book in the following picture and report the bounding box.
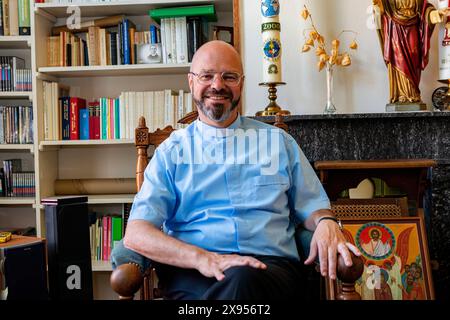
[0,105,33,144]
[0,159,35,197]
[0,0,31,36]
[0,56,32,92]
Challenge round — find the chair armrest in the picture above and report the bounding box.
[110,240,152,300]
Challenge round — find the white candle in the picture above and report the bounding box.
[261,0,282,83]
[438,0,450,80]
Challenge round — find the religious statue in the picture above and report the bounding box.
[373,0,450,111]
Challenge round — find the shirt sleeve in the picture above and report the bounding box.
[128,147,177,227]
[286,136,331,223]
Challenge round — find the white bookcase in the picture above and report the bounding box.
[1,0,239,299]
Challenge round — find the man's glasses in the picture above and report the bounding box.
[189,71,244,86]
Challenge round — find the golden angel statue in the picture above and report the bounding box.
[373,0,450,111]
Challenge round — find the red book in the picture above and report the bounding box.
[94,102,101,139]
[102,216,109,261]
[88,102,96,139]
[70,97,87,140]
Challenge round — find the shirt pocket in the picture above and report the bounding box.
[244,174,290,211]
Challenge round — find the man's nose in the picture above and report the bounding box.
[210,73,226,90]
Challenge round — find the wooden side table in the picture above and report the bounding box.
[314,159,437,216]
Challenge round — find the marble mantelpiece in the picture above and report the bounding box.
[255,112,450,300]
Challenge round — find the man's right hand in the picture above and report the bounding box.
[195,251,267,281]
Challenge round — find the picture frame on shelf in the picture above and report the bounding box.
[327,216,434,300]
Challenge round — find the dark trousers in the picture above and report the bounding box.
[155,255,307,300]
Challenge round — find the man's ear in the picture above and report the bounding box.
[188,74,194,93]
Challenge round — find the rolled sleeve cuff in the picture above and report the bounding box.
[128,203,166,228]
[298,198,331,222]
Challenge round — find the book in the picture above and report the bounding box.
[149,4,217,23]
[8,0,18,36]
[69,97,86,140]
[187,17,204,62]
[59,96,70,140]
[18,0,30,35]
[79,108,89,140]
[2,0,9,36]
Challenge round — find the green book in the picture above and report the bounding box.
[18,0,31,35]
[149,5,217,23]
[111,216,123,249]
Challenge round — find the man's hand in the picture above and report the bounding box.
[195,252,267,281]
[304,219,361,280]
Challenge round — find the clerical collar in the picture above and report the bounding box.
[196,114,242,139]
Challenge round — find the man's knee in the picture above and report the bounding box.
[223,265,265,286]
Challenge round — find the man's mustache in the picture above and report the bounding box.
[202,89,232,99]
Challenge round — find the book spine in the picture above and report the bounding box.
[2,0,10,36]
[94,103,100,139]
[122,19,130,65]
[79,108,89,140]
[88,104,94,139]
[60,96,70,140]
[18,0,30,35]
[70,97,86,140]
[114,98,120,139]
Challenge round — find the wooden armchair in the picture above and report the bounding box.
[110,113,364,300]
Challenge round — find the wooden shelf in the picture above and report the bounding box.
[0,144,34,152]
[86,194,135,204]
[39,194,135,205]
[0,92,33,100]
[0,36,31,49]
[38,63,191,78]
[39,139,134,150]
[92,260,113,272]
[0,197,35,205]
[35,0,232,18]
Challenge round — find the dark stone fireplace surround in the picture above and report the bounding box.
[254,112,450,300]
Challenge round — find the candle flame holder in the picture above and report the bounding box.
[255,82,291,116]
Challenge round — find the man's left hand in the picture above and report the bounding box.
[304,219,361,280]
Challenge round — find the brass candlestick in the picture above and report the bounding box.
[255,82,291,116]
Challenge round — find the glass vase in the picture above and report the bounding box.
[324,65,337,114]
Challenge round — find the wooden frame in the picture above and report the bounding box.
[328,216,435,300]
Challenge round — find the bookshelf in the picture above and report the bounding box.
[38,63,191,77]
[1,0,240,299]
[0,144,34,152]
[0,197,35,205]
[34,0,233,17]
[0,91,33,99]
[0,36,32,49]
[39,139,134,151]
[0,1,35,234]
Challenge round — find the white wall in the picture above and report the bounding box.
[241,0,442,115]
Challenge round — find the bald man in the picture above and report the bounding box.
[120,41,360,300]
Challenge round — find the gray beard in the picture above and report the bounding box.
[195,97,240,123]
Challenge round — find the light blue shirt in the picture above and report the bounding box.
[129,115,330,261]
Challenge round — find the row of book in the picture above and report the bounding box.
[43,81,194,141]
[89,204,130,262]
[47,16,153,67]
[0,56,32,92]
[0,105,33,144]
[0,0,31,36]
[0,159,35,197]
[160,16,205,65]
[45,5,212,66]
